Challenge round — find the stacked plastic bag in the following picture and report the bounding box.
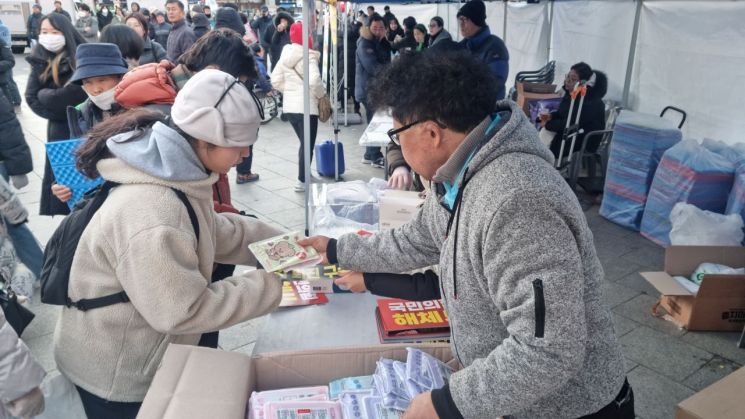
[310,179,389,237]
[600,110,682,230]
[724,143,745,245]
[247,348,454,419]
[640,140,735,246]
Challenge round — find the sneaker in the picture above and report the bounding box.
[294,181,305,192]
[371,157,385,168]
[361,157,374,164]
[236,173,260,184]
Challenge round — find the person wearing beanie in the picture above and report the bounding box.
[27,4,43,49]
[50,43,129,205]
[271,21,325,192]
[391,15,417,53]
[191,12,211,39]
[215,6,246,36]
[268,10,294,71]
[457,0,510,100]
[54,69,283,418]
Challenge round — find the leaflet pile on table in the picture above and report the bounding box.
[247,348,454,419]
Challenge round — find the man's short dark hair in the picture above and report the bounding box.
[431,16,444,28]
[369,49,497,133]
[165,0,184,11]
[203,5,210,11]
[367,13,384,27]
[367,5,374,10]
[384,6,390,11]
[402,16,416,31]
[179,28,258,80]
[54,0,61,5]
[79,4,90,12]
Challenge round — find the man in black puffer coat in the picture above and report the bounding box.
[268,11,294,71]
[0,46,32,183]
[543,62,608,159]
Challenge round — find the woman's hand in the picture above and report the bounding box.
[297,235,331,264]
[335,272,367,293]
[51,184,72,202]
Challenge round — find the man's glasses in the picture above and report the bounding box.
[386,120,447,145]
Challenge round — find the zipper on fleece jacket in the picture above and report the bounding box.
[533,279,546,338]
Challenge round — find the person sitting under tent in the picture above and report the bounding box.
[540,62,608,159]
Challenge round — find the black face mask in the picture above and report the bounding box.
[205,12,210,18]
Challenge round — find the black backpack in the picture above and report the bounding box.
[40,181,199,311]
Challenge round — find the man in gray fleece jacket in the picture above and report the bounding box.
[301,50,632,418]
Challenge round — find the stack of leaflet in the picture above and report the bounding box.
[46,139,104,209]
[600,110,682,230]
[640,140,735,246]
[247,348,454,419]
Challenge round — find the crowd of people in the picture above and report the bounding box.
[0,1,625,419]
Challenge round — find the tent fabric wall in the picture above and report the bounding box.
[346,0,745,145]
[629,1,745,145]
[505,2,549,89]
[550,0,635,103]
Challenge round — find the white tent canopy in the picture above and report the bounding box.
[356,0,745,145]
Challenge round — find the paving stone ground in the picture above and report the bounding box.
[10,54,743,419]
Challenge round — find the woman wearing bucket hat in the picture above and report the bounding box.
[53,69,283,418]
[25,13,87,216]
[50,43,130,204]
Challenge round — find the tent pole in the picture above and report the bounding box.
[333,4,340,181]
[303,0,312,236]
[622,0,643,109]
[344,8,349,126]
[503,0,507,41]
[547,0,554,62]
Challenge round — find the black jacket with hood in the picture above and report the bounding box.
[191,13,211,39]
[546,70,608,157]
[25,48,88,215]
[0,45,32,177]
[269,12,294,70]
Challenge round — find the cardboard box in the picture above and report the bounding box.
[515,81,562,117]
[640,246,745,331]
[676,365,745,419]
[379,190,425,230]
[138,343,455,419]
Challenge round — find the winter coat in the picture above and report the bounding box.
[166,19,196,63]
[331,101,626,419]
[66,98,125,139]
[25,49,88,216]
[385,26,403,44]
[191,13,210,39]
[27,12,43,41]
[354,27,391,103]
[53,8,71,21]
[0,42,12,84]
[269,12,294,70]
[153,21,172,49]
[546,71,608,157]
[271,44,324,115]
[0,48,32,176]
[113,60,240,215]
[54,123,283,402]
[253,55,271,93]
[138,38,167,65]
[0,310,45,419]
[75,15,99,42]
[429,28,452,47]
[391,31,418,53]
[460,26,509,100]
[251,14,274,47]
[97,9,113,30]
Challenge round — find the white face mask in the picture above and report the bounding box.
[38,33,66,53]
[87,87,117,111]
[77,10,88,18]
[101,8,109,15]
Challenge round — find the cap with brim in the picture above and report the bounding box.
[70,43,129,85]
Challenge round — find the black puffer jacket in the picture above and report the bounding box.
[0,47,32,176]
[25,49,87,216]
[546,70,608,157]
[269,12,294,70]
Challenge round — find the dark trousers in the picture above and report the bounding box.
[579,379,634,419]
[362,101,382,160]
[235,145,254,175]
[197,263,236,348]
[76,386,141,419]
[286,113,318,182]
